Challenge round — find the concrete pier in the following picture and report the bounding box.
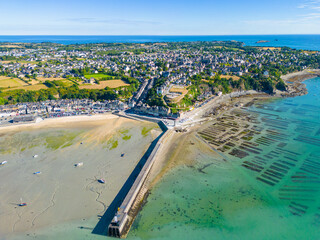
[105,120,169,238]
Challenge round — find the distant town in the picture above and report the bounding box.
[0,41,319,125]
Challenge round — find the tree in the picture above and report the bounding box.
[276,80,287,91]
[0,97,7,105]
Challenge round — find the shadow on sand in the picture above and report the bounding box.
[92,128,165,236]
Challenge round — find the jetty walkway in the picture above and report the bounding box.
[92,114,171,238]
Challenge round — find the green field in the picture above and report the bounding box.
[84,73,116,80]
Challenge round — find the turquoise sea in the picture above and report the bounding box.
[128,78,320,240]
[1,35,320,50]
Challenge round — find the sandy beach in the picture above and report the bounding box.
[281,69,320,83]
[0,114,119,132]
[0,114,161,239]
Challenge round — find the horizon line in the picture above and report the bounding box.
[1,34,320,36]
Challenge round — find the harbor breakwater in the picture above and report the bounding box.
[92,117,170,238]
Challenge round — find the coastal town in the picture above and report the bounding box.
[0,99,127,125]
[3,0,320,238]
[1,41,320,125]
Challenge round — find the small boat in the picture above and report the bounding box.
[19,198,27,207]
[98,178,105,184]
[75,162,83,167]
[33,155,38,158]
[121,153,125,157]
[33,171,41,175]
[0,161,7,165]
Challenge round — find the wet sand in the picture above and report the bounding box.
[148,127,222,189]
[0,114,119,132]
[0,114,161,239]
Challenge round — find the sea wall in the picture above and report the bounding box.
[107,121,169,238]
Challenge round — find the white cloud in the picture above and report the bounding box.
[243,1,320,28]
[298,0,320,10]
[296,1,320,21]
[301,12,320,20]
[243,19,298,25]
[62,17,161,26]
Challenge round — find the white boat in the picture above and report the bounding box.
[0,161,7,165]
[75,162,83,167]
[33,155,38,158]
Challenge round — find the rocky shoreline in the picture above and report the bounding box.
[280,69,320,97]
[188,69,320,122]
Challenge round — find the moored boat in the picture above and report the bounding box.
[19,198,27,207]
[0,161,7,165]
[98,178,105,184]
[75,162,83,167]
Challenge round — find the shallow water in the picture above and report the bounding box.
[128,78,320,240]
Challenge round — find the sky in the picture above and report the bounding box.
[1,0,320,35]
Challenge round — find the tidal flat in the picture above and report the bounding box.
[0,115,161,240]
